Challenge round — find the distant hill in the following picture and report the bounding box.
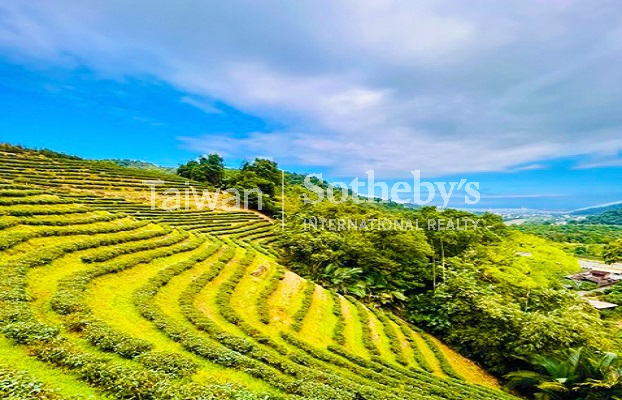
[571,202,622,216]
[105,158,176,174]
[582,209,622,225]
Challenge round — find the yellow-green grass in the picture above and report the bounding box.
[193,246,256,336]
[340,297,370,358]
[0,336,105,399]
[296,285,338,348]
[409,329,445,378]
[390,318,419,369]
[86,239,212,354]
[151,245,279,395]
[228,253,277,327]
[428,334,500,389]
[266,270,305,328]
[366,306,398,363]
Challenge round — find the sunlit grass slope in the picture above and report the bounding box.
[0,147,515,399]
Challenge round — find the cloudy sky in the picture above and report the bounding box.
[0,0,621,209]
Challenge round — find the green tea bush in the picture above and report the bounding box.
[330,291,346,345]
[370,307,408,366]
[0,321,60,345]
[1,205,90,217]
[134,351,199,378]
[351,300,381,356]
[0,195,72,206]
[257,265,285,324]
[0,365,62,399]
[82,320,153,358]
[386,313,433,372]
[0,220,151,251]
[291,280,316,332]
[81,228,184,263]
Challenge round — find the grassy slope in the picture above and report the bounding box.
[0,148,510,399]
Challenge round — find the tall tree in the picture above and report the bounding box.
[176,153,224,187]
[605,239,622,264]
[242,158,280,186]
[198,153,225,186]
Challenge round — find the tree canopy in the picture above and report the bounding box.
[177,153,225,186]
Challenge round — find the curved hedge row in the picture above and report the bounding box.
[330,292,346,345]
[0,219,151,251]
[350,299,381,357]
[369,307,408,366]
[0,235,267,399]
[386,312,434,372]
[80,228,186,263]
[257,265,286,324]
[178,255,413,399]
[290,281,316,332]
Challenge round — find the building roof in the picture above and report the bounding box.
[586,299,619,310]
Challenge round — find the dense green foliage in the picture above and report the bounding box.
[506,348,622,399]
[514,223,622,259]
[605,239,622,264]
[177,153,225,186]
[514,223,622,244]
[225,159,281,216]
[572,203,622,216]
[582,209,622,225]
[0,365,63,399]
[178,155,281,215]
[277,202,434,304]
[275,195,620,385]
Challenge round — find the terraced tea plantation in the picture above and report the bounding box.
[0,149,518,399]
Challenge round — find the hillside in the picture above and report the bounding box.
[582,209,622,225]
[571,202,622,216]
[0,147,515,399]
[104,159,177,174]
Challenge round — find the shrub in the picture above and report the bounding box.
[330,291,346,345]
[369,307,408,366]
[291,281,316,332]
[134,351,199,378]
[0,365,62,399]
[350,299,381,357]
[385,313,433,372]
[257,265,285,324]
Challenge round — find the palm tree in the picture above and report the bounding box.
[505,348,622,400]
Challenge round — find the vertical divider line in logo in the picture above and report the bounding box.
[281,170,285,230]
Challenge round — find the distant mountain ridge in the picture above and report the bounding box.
[104,158,176,174]
[581,209,622,225]
[571,201,622,216]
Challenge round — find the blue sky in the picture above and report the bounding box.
[0,1,621,210]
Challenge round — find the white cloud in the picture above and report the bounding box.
[1,0,622,176]
[180,96,222,114]
[574,157,622,169]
